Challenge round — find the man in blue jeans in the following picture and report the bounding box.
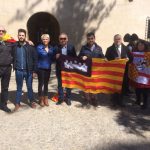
[12,29,37,111]
[55,33,76,106]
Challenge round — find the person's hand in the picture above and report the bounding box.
[32,73,37,78]
[27,40,34,46]
[82,56,88,60]
[56,54,60,59]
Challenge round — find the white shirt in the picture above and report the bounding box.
[61,46,67,55]
[117,44,122,54]
[90,44,96,52]
[115,44,122,58]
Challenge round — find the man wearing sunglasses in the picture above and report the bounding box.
[55,33,76,106]
[0,26,13,113]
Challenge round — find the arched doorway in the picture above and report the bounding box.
[27,12,60,46]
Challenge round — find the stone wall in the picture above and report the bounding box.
[0,0,149,52]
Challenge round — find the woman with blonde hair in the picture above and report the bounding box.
[36,34,55,106]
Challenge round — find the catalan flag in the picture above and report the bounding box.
[61,58,128,94]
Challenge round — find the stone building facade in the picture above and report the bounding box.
[0,0,149,52]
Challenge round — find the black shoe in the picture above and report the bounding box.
[0,105,11,113]
[82,100,91,108]
[91,99,98,107]
[66,99,71,106]
[56,99,63,105]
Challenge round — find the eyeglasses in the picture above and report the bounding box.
[59,37,67,40]
[0,30,5,33]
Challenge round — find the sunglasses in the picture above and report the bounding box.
[59,37,67,40]
[0,30,5,33]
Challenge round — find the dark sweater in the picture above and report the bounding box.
[0,41,13,66]
[78,43,105,58]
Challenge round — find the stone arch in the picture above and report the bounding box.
[27,12,60,46]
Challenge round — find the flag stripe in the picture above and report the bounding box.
[63,84,121,94]
[92,63,125,68]
[92,58,127,64]
[62,79,122,88]
[62,81,121,93]
[92,71,124,76]
[62,71,123,81]
[62,73,122,85]
[92,67,124,72]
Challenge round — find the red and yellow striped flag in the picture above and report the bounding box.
[61,58,128,94]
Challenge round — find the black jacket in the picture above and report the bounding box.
[78,43,105,58]
[0,42,13,66]
[105,44,130,61]
[12,42,38,72]
[55,44,76,75]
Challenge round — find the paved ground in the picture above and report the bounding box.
[0,67,150,150]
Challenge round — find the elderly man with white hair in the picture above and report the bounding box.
[105,34,130,108]
[0,26,13,113]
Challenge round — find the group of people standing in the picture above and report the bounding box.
[0,25,149,113]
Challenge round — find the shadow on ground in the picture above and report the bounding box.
[111,93,150,137]
[92,142,150,150]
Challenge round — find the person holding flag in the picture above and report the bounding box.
[78,32,105,107]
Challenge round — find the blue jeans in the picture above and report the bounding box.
[15,70,34,104]
[57,74,71,100]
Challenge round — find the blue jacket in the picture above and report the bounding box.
[78,43,104,58]
[36,44,55,69]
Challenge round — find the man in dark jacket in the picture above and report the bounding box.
[12,29,37,111]
[78,32,105,107]
[55,33,76,106]
[105,34,130,107]
[0,26,13,113]
[79,32,104,59]
[105,34,129,60]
